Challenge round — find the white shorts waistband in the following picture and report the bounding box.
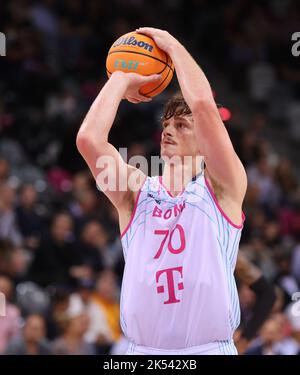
[126,340,237,355]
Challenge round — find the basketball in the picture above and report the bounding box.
[106,31,174,97]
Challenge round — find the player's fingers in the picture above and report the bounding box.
[135,92,152,102]
[128,99,140,104]
[136,27,156,36]
[126,96,141,104]
[129,94,151,103]
[141,74,161,84]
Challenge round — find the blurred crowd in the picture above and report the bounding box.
[0,0,300,355]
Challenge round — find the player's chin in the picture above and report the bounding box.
[160,148,177,161]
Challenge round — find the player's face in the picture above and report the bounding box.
[160,115,199,159]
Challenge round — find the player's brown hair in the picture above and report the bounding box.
[162,91,191,121]
[162,91,223,122]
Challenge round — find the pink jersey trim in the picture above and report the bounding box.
[120,177,147,238]
[204,177,245,229]
[159,176,185,198]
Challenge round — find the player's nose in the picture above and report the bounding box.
[163,123,175,137]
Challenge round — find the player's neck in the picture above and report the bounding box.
[162,161,203,197]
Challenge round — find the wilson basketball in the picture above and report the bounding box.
[106,31,174,97]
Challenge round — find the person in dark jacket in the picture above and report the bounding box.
[29,212,91,288]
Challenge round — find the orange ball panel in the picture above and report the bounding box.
[140,56,174,97]
[106,51,166,76]
[140,66,173,97]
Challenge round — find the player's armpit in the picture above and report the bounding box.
[204,169,245,227]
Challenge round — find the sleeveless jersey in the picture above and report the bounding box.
[120,172,244,349]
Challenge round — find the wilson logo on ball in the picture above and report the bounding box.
[112,36,154,52]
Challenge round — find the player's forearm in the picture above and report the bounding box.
[169,43,231,160]
[77,72,126,145]
[168,43,215,110]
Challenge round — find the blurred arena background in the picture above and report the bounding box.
[0,0,300,355]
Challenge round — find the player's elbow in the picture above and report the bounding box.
[76,129,109,160]
[76,130,89,154]
[76,130,99,156]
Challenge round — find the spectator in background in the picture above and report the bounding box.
[242,236,277,281]
[247,157,280,207]
[0,239,28,282]
[291,242,300,284]
[0,275,21,354]
[274,252,300,308]
[238,282,257,336]
[91,270,122,346]
[235,252,277,354]
[73,270,122,354]
[0,184,22,246]
[68,187,99,231]
[0,159,10,184]
[72,172,92,192]
[70,280,114,353]
[4,314,52,355]
[68,172,94,228]
[244,314,270,355]
[290,192,300,239]
[275,158,298,198]
[46,288,70,341]
[28,212,90,288]
[239,132,260,167]
[286,302,300,355]
[246,313,298,355]
[103,204,125,248]
[248,59,276,107]
[78,221,106,274]
[52,296,95,355]
[278,190,300,239]
[15,184,45,251]
[80,220,111,270]
[241,206,266,243]
[263,221,281,248]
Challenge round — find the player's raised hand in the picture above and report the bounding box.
[136,27,179,54]
[111,71,161,104]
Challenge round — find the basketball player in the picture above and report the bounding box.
[77,27,248,355]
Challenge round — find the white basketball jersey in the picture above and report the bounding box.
[120,172,244,349]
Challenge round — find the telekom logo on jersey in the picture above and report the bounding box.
[156,267,184,304]
[153,224,186,304]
